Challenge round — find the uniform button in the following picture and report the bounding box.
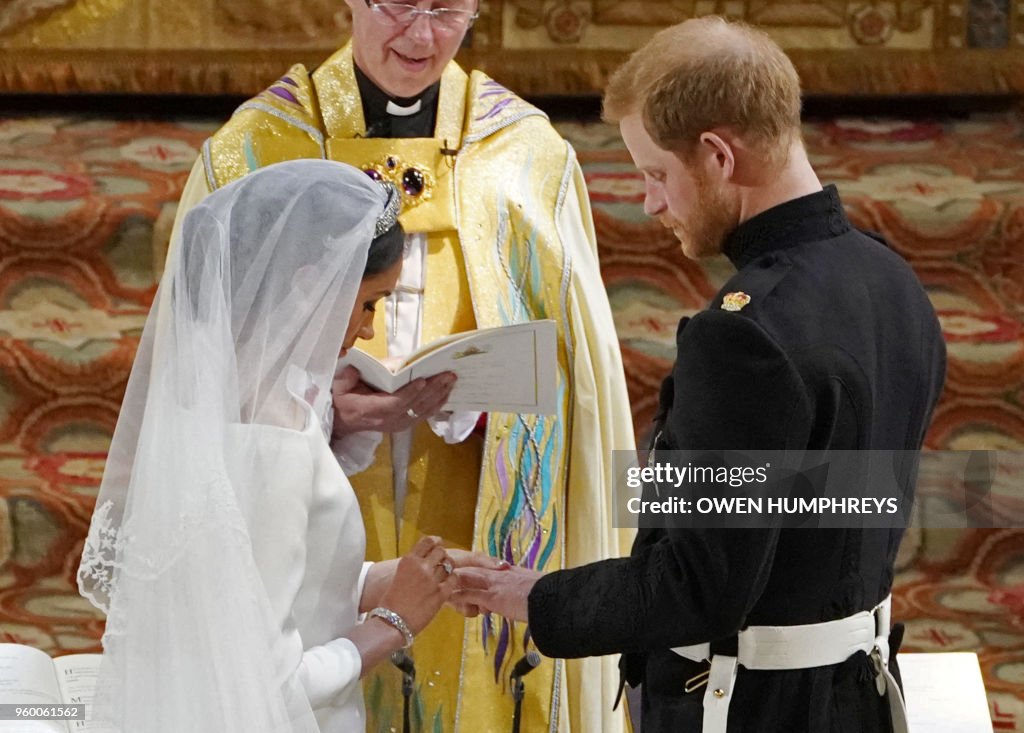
[713,688,726,698]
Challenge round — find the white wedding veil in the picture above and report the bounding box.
[77,159,394,732]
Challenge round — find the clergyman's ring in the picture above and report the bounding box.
[438,560,454,576]
[407,408,419,418]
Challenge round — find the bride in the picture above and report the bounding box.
[77,159,498,732]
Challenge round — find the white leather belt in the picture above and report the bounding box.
[671,595,908,733]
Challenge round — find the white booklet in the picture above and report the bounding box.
[0,644,114,731]
[342,320,558,415]
[899,652,993,732]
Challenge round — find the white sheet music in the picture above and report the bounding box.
[53,657,114,733]
[0,644,64,732]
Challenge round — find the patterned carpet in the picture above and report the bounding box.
[1,109,1023,728]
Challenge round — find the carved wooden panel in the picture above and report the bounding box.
[0,0,1021,95]
[212,0,351,42]
[0,0,76,36]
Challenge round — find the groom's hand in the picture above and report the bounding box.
[332,366,455,434]
[443,550,510,617]
[451,566,543,622]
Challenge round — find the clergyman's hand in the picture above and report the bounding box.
[451,565,543,622]
[332,366,455,435]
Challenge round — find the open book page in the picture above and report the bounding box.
[0,644,66,732]
[344,320,558,414]
[342,349,405,394]
[53,657,114,733]
[899,652,993,732]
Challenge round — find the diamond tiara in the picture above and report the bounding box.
[374,181,401,238]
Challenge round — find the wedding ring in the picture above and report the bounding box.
[437,559,454,576]
[406,408,419,418]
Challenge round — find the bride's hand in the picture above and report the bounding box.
[377,535,456,635]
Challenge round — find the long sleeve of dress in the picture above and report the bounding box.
[296,639,363,710]
[294,565,374,708]
[242,427,368,716]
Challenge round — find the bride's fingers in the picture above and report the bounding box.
[447,549,510,571]
[439,573,458,597]
[424,545,449,570]
[411,535,442,558]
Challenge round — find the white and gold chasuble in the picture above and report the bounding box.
[172,44,635,733]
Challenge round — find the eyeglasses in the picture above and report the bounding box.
[365,1,478,34]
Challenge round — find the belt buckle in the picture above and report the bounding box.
[869,646,887,696]
[684,667,710,693]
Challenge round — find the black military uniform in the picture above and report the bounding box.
[527,185,946,732]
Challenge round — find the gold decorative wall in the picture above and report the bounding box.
[1,0,1023,96]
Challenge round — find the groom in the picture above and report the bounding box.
[453,16,946,733]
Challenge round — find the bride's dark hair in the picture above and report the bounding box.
[365,220,404,277]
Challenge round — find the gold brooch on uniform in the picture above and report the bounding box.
[721,292,751,312]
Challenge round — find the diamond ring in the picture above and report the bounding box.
[438,559,454,576]
[407,408,419,418]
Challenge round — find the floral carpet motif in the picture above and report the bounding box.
[0,111,1022,728]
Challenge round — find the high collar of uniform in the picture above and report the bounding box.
[722,184,850,270]
[355,63,440,126]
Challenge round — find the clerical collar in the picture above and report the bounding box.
[354,64,440,139]
[721,184,851,270]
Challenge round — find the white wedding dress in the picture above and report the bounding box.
[230,387,371,733]
[77,160,399,733]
